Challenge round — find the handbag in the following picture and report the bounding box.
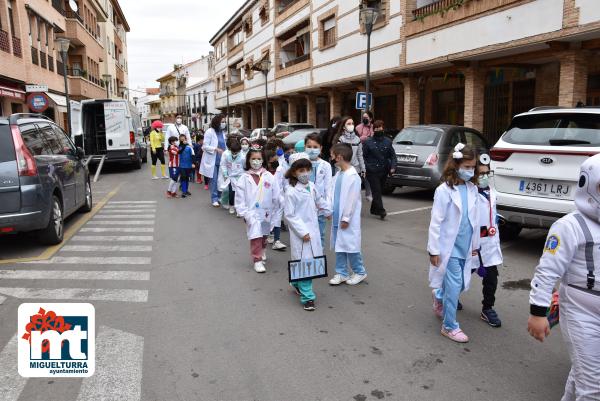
[288,242,328,283]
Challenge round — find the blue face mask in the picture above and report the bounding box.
[276,148,284,157]
[458,168,475,182]
[284,153,290,163]
[306,148,320,160]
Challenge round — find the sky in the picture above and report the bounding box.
[119,0,246,93]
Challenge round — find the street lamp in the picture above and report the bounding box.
[259,58,271,128]
[360,7,379,115]
[102,74,112,98]
[56,37,72,135]
[224,79,232,134]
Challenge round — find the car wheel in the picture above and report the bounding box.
[499,222,522,241]
[38,195,64,245]
[133,154,142,170]
[382,179,396,195]
[79,181,93,213]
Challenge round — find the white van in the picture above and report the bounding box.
[71,99,147,169]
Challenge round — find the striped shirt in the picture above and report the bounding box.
[168,144,180,168]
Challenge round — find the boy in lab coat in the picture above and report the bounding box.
[328,143,367,286]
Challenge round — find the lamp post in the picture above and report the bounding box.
[260,58,272,128]
[224,79,232,134]
[359,7,378,116]
[102,74,112,98]
[56,37,72,135]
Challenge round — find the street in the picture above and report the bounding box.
[0,164,570,401]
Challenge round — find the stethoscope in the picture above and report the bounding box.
[480,154,496,237]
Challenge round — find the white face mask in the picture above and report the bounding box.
[176,118,182,125]
[478,175,489,189]
[220,122,227,131]
[250,159,263,170]
[345,125,355,134]
[241,144,249,151]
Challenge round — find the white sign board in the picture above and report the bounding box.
[104,102,127,142]
[26,85,49,93]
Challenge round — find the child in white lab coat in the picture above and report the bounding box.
[328,143,367,286]
[473,156,503,327]
[305,133,332,251]
[266,149,287,251]
[235,146,280,273]
[428,143,479,343]
[219,139,245,216]
[284,154,331,311]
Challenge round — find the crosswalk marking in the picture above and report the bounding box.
[0,334,26,401]
[104,204,156,208]
[31,256,151,265]
[0,287,148,302]
[0,270,150,280]
[98,209,157,214]
[76,326,144,401]
[61,245,152,252]
[80,227,155,233]
[88,220,154,225]
[93,214,156,219]
[72,235,154,242]
[109,201,157,204]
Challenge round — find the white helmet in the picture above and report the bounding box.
[575,154,600,221]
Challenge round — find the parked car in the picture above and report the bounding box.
[0,114,92,244]
[385,125,489,193]
[272,123,315,138]
[250,128,270,142]
[282,128,326,146]
[71,99,146,169]
[491,106,600,240]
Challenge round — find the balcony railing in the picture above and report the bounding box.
[0,29,9,53]
[412,0,461,19]
[12,36,21,57]
[52,0,65,15]
[31,47,39,65]
[67,68,87,78]
[280,53,310,69]
[48,55,54,72]
[65,10,84,23]
[40,50,47,69]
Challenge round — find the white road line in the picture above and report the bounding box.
[109,201,157,204]
[31,256,151,265]
[93,215,156,219]
[0,295,5,304]
[61,245,152,252]
[80,227,154,233]
[76,326,143,401]
[0,287,148,302]
[0,334,27,401]
[98,209,157,214]
[72,235,154,242]
[387,206,433,216]
[0,270,150,280]
[103,207,157,211]
[88,221,154,226]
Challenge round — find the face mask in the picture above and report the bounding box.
[284,153,291,163]
[270,160,279,170]
[250,159,263,170]
[241,144,249,151]
[478,175,489,189]
[306,148,320,160]
[220,122,227,131]
[276,148,284,157]
[374,130,384,137]
[458,168,475,182]
[176,119,182,125]
[297,172,310,185]
[345,125,355,133]
[332,122,337,128]
[362,118,370,125]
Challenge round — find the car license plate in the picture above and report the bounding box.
[519,180,571,198]
[397,154,417,163]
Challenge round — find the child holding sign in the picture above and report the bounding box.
[284,153,332,311]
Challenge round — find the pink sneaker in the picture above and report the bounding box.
[204,185,209,190]
[432,290,442,318]
[441,327,469,343]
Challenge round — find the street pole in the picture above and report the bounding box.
[61,49,72,135]
[264,72,269,128]
[365,27,371,116]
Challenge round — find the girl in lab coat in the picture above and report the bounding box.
[235,146,280,273]
[265,150,287,251]
[218,138,245,216]
[428,143,480,343]
[284,154,332,311]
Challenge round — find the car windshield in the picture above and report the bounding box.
[504,113,600,146]
[393,128,441,146]
[288,124,313,132]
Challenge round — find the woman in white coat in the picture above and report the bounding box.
[235,146,280,273]
[428,143,480,343]
[284,154,332,311]
[200,115,227,206]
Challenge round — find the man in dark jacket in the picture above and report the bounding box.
[362,120,396,219]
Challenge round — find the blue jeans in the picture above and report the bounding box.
[210,165,221,203]
[434,257,465,331]
[318,215,327,250]
[273,226,281,242]
[335,251,366,278]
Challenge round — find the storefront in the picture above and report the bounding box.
[0,82,26,116]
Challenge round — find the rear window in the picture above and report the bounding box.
[504,113,600,147]
[0,124,16,162]
[289,124,313,132]
[394,128,441,146]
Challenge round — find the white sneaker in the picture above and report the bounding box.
[366,195,373,202]
[272,240,287,251]
[223,204,230,210]
[261,250,267,261]
[161,175,169,179]
[254,261,266,273]
[212,202,220,207]
[329,274,348,285]
[152,176,159,180]
[267,234,275,244]
[229,207,235,215]
[347,273,367,285]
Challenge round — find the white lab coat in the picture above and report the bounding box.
[218,150,245,192]
[272,165,288,228]
[311,159,333,216]
[476,188,503,268]
[165,123,193,154]
[330,167,362,253]
[285,183,332,260]
[529,212,600,400]
[427,182,480,290]
[200,128,226,178]
[235,169,280,240]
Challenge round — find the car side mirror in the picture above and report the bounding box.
[76,147,85,159]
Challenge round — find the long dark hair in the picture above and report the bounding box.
[210,114,224,132]
[441,144,477,188]
[332,116,354,145]
[244,147,265,171]
[285,158,312,187]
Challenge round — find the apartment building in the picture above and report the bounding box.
[210,0,600,142]
[0,0,130,130]
[134,87,159,128]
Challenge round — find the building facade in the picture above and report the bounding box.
[134,87,159,128]
[0,0,130,131]
[210,0,600,143]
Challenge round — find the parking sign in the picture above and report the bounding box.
[355,92,373,110]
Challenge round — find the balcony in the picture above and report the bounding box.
[68,73,106,100]
[12,36,21,57]
[52,0,65,15]
[0,29,9,53]
[64,13,102,51]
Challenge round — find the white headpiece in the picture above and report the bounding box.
[575,154,600,222]
[453,143,466,159]
[289,152,309,166]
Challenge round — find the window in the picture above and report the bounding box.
[8,1,16,37]
[277,21,310,69]
[318,8,337,50]
[20,124,53,156]
[52,125,76,155]
[243,16,252,36]
[260,2,269,25]
[360,0,388,30]
[277,0,296,14]
[229,26,243,49]
[504,114,600,147]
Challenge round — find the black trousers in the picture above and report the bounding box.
[366,169,388,215]
[151,148,165,165]
[228,183,235,206]
[482,265,499,310]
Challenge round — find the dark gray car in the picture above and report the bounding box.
[385,125,489,193]
[0,114,92,244]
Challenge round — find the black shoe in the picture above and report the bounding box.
[481,309,502,327]
[380,211,387,220]
[185,191,192,196]
[457,301,463,311]
[303,300,316,311]
[181,194,187,198]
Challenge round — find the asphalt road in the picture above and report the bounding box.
[0,162,569,401]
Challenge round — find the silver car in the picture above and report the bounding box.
[384,125,489,193]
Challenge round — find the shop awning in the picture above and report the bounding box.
[0,85,25,101]
[46,92,68,113]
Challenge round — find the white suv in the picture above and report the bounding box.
[490,107,600,239]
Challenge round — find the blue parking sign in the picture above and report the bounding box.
[355,92,373,110]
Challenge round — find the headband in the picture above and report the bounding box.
[453,143,466,160]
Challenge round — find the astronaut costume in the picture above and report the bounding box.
[529,154,600,401]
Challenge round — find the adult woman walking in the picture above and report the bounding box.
[200,115,227,207]
[332,116,365,178]
[362,120,396,219]
[357,111,374,143]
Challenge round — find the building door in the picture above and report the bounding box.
[374,95,398,129]
[281,101,289,122]
[316,96,329,128]
[512,79,535,116]
[484,83,509,143]
[432,89,464,126]
[587,74,600,106]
